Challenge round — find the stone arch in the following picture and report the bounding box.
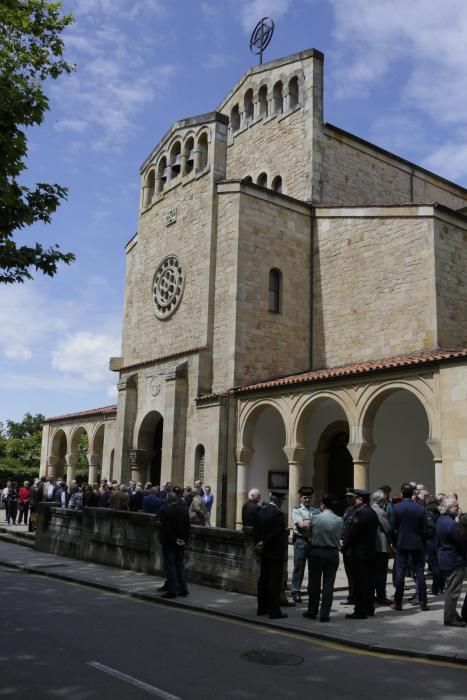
[197,131,209,170]
[258,83,268,117]
[292,392,353,449]
[288,75,299,109]
[169,139,181,177]
[158,155,168,191]
[257,171,267,187]
[273,80,283,114]
[271,175,282,193]
[315,420,353,513]
[358,383,436,494]
[244,88,254,121]
[183,135,195,175]
[143,168,155,207]
[243,175,253,184]
[49,427,68,478]
[230,104,240,132]
[238,398,288,452]
[135,410,164,485]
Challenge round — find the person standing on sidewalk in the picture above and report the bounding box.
[291,486,319,603]
[18,481,31,525]
[303,494,343,622]
[242,489,261,527]
[390,483,430,612]
[435,497,467,627]
[253,490,289,619]
[158,492,190,598]
[340,489,357,606]
[371,490,391,605]
[343,489,379,620]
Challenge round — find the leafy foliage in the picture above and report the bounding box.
[0,0,76,284]
[0,412,44,484]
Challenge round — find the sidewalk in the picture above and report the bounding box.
[0,525,466,664]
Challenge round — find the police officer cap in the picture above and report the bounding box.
[270,490,286,499]
[345,488,356,496]
[353,488,370,498]
[298,486,314,496]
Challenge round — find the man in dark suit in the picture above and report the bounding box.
[343,489,379,620]
[253,490,288,619]
[158,492,191,598]
[390,483,429,611]
[242,488,261,527]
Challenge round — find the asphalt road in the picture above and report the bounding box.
[0,567,466,700]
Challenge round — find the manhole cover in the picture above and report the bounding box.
[241,650,304,666]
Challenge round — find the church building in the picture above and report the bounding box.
[40,48,467,526]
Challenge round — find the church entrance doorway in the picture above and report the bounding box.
[151,417,163,486]
[137,411,163,485]
[327,431,353,515]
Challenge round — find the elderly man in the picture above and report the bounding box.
[253,490,289,619]
[242,488,261,527]
[390,483,429,611]
[158,492,191,599]
[371,490,391,605]
[436,497,467,627]
[303,494,343,622]
[291,486,319,603]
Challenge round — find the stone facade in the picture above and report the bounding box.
[41,47,467,526]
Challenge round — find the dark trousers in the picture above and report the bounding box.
[394,549,427,605]
[162,545,188,596]
[257,555,284,615]
[7,503,17,524]
[291,538,308,593]
[307,547,339,619]
[18,503,29,525]
[343,551,354,602]
[444,566,465,624]
[426,541,444,594]
[375,552,389,601]
[351,555,376,616]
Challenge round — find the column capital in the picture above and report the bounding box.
[347,441,374,462]
[283,446,306,464]
[236,447,253,465]
[65,453,79,468]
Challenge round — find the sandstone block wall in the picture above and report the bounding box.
[312,210,437,368]
[439,363,467,503]
[435,216,467,347]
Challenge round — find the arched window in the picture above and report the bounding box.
[244,88,254,121]
[273,81,283,114]
[230,104,240,132]
[271,176,282,193]
[269,268,282,313]
[288,76,299,109]
[257,172,267,187]
[243,175,253,184]
[158,156,167,191]
[184,136,194,175]
[143,169,155,206]
[194,444,205,482]
[169,141,181,177]
[197,132,208,171]
[258,85,268,117]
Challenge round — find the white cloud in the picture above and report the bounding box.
[240,0,292,33]
[52,331,120,384]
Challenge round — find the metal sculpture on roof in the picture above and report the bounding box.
[249,17,275,65]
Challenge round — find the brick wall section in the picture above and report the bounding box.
[312,212,437,368]
[435,216,467,346]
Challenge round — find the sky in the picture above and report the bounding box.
[2,0,467,428]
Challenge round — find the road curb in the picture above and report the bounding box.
[1,559,465,667]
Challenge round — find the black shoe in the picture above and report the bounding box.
[409,595,419,606]
[445,620,466,627]
[157,584,168,592]
[320,617,330,622]
[302,611,316,619]
[292,592,302,604]
[376,598,392,606]
[419,604,430,611]
[346,613,367,620]
[269,612,288,619]
[340,599,354,606]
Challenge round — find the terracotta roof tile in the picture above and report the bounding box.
[233,347,467,394]
[45,405,117,423]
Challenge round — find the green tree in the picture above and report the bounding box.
[0,412,44,472]
[6,411,44,439]
[0,0,75,284]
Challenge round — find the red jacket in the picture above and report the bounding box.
[18,487,30,504]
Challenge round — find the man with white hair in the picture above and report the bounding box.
[242,488,261,527]
[436,497,467,627]
[371,490,391,605]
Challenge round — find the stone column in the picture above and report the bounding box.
[284,446,306,527]
[313,451,329,502]
[427,439,442,494]
[112,376,138,484]
[353,460,369,490]
[347,440,374,491]
[235,447,253,529]
[194,148,202,172]
[87,453,100,485]
[65,453,79,485]
[160,363,188,487]
[129,449,149,484]
[180,154,187,177]
[155,177,163,195]
[46,455,59,479]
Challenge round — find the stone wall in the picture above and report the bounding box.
[435,215,467,347]
[35,505,259,595]
[312,208,437,368]
[321,129,467,210]
[439,363,467,499]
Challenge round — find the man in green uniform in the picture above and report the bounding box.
[291,486,320,603]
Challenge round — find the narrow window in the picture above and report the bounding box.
[169,141,181,177]
[244,88,254,121]
[243,175,253,184]
[230,104,240,132]
[257,172,267,187]
[158,157,167,190]
[288,76,299,109]
[273,81,283,114]
[197,132,208,171]
[271,176,282,193]
[258,85,268,117]
[143,169,155,206]
[194,444,205,482]
[184,137,194,175]
[269,268,282,313]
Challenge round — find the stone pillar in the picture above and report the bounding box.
[129,449,149,484]
[46,455,59,479]
[347,440,374,492]
[193,148,202,173]
[235,447,253,529]
[113,376,138,484]
[313,451,329,502]
[284,446,306,528]
[65,453,79,485]
[427,439,442,494]
[160,363,188,487]
[353,460,369,490]
[180,153,187,176]
[87,453,100,485]
[155,177,163,195]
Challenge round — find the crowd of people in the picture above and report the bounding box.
[245,482,467,627]
[1,476,214,530]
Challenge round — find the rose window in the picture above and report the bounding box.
[152,254,185,319]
